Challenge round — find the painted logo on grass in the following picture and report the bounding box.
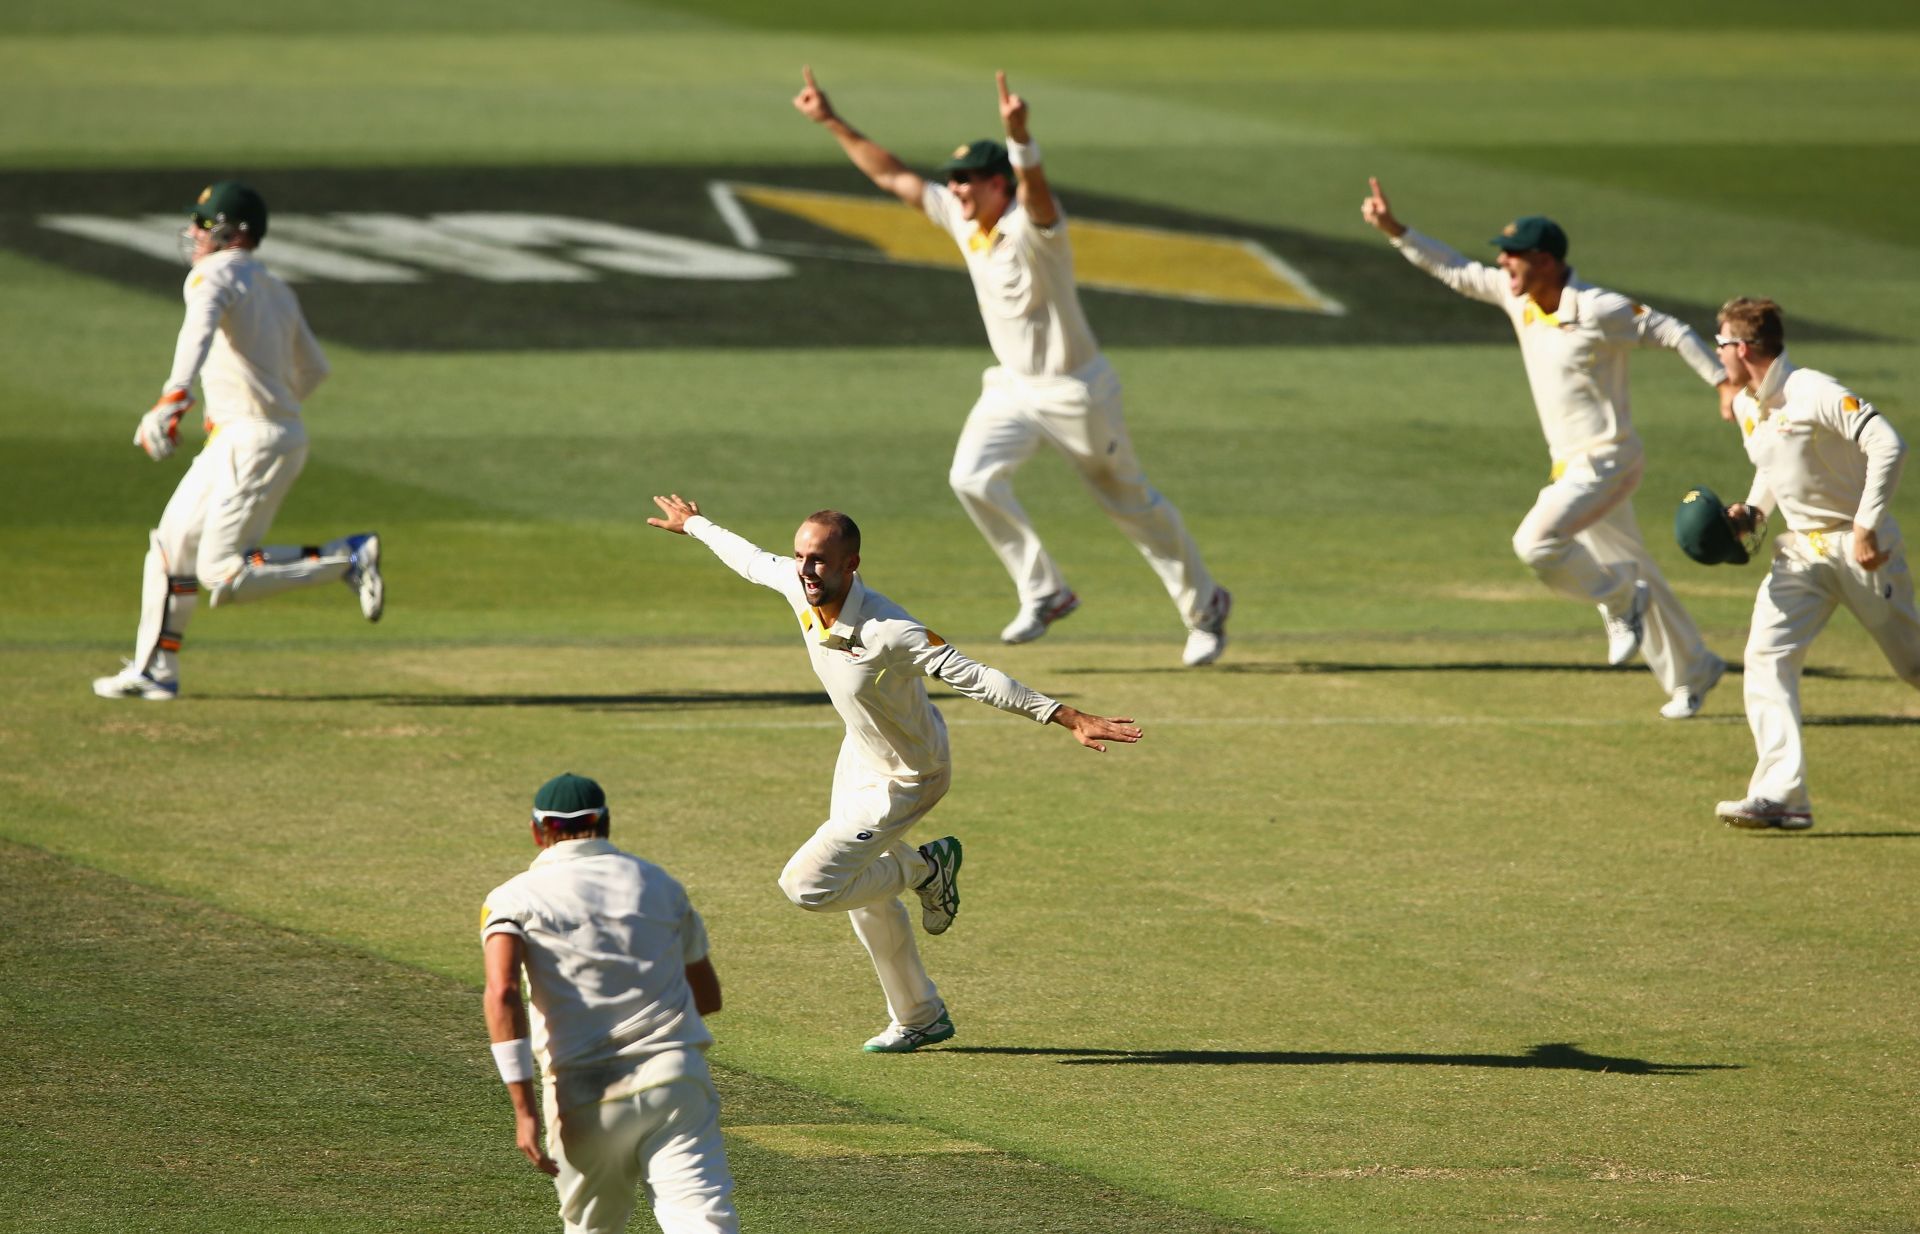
[0,166,1833,352]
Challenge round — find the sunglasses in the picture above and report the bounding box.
[531,807,606,825]
[1714,334,1749,349]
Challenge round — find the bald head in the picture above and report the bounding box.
[794,510,861,610]
[802,509,861,554]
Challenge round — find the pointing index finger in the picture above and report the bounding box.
[996,70,1010,103]
[802,64,817,90]
[1368,176,1384,199]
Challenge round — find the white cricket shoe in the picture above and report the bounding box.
[1600,579,1650,667]
[1001,590,1078,644]
[92,664,178,701]
[863,1009,956,1054]
[1183,586,1233,668]
[344,533,384,622]
[1716,796,1814,831]
[1660,655,1727,720]
[914,836,962,935]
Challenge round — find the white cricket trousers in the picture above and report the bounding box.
[551,1073,737,1234]
[1510,449,1719,696]
[1744,525,1920,811]
[131,418,356,680]
[948,357,1217,628]
[779,740,949,1029]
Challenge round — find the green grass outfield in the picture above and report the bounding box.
[3,2,1918,1231]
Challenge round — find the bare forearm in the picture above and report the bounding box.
[483,986,528,1043]
[821,117,920,201]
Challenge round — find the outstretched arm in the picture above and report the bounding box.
[997,71,1057,228]
[1362,177,1506,305]
[793,65,926,207]
[1048,705,1143,753]
[912,636,1142,752]
[1606,300,1737,417]
[648,493,799,596]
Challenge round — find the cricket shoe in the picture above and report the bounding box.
[914,836,963,935]
[1600,579,1650,667]
[92,663,178,701]
[1716,796,1814,831]
[863,1009,956,1054]
[1660,655,1728,720]
[1001,590,1079,644]
[344,533,384,622]
[1182,586,1233,668]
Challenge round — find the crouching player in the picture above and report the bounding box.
[481,773,737,1233]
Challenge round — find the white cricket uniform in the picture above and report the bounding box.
[922,182,1219,627]
[1391,229,1726,696]
[1732,354,1917,812]
[128,246,358,683]
[482,838,736,1234]
[685,514,1058,1027]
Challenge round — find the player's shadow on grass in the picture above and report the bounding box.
[945,1041,1736,1076]
[1063,661,1888,681]
[209,688,833,712]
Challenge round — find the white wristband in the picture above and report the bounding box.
[1007,138,1042,170]
[491,1038,535,1084]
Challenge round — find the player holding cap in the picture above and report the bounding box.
[481,772,737,1233]
[648,495,1141,1052]
[793,67,1232,666]
[1705,299,1916,830]
[91,180,382,702]
[1361,179,1734,718]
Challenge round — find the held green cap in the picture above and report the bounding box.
[1675,485,1750,566]
[937,139,1012,179]
[1489,215,1568,261]
[185,180,268,240]
[532,772,607,819]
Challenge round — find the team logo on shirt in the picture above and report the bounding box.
[1842,396,1863,413]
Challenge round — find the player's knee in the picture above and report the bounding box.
[777,866,841,912]
[948,467,996,501]
[1511,530,1567,572]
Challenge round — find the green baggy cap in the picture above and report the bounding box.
[533,772,607,818]
[185,180,268,240]
[1675,486,1751,566]
[937,139,1012,179]
[1490,215,1567,261]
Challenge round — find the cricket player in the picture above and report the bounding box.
[1361,179,1735,718]
[647,494,1141,1051]
[1708,299,1916,830]
[91,180,382,702]
[793,68,1232,666]
[482,772,737,1234]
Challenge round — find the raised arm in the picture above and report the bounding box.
[1605,299,1737,417]
[793,66,926,207]
[648,493,799,596]
[997,71,1057,228]
[1361,177,1506,305]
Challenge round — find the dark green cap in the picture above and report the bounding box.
[1490,215,1567,261]
[1675,485,1750,566]
[532,772,607,819]
[937,139,1012,180]
[185,180,268,240]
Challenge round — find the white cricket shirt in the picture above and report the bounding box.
[481,838,713,1111]
[164,247,330,424]
[1392,229,1725,465]
[686,515,1059,780]
[923,182,1100,381]
[1736,353,1907,534]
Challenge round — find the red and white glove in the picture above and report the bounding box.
[134,389,196,461]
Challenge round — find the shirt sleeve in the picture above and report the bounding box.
[889,623,1060,723]
[288,308,330,403]
[480,884,526,942]
[684,515,802,599]
[1598,296,1726,385]
[680,904,710,965]
[1854,411,1906,532]
[921,181,966,242]
[162,268,239,395]
[1388,229,1508,306]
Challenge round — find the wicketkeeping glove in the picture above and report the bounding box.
[134,390,196,461]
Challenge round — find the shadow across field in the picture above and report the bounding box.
[202,688,833,712]
[1066,660,1877,681]
[945,1041,1737,1076]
